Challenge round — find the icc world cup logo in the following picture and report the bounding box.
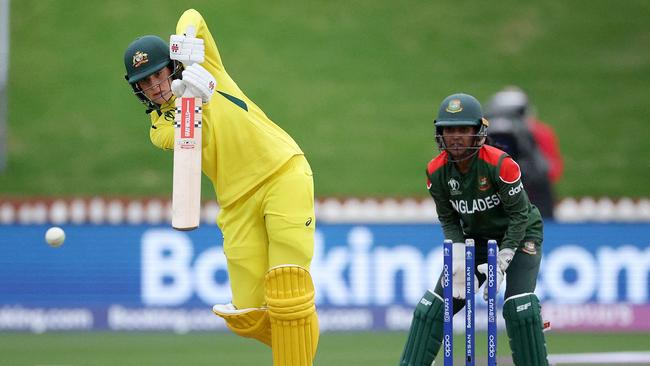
[448,178,460,192]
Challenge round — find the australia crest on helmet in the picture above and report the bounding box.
[132,51,149,68]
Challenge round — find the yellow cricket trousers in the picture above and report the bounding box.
[217,155,315,309]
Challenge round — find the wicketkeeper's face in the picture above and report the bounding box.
[442,126,477,159]
[137,66,173,105]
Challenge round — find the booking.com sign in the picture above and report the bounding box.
[141,224,650,307]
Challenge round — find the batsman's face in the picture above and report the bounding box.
[137,67,173,105]
[442,126,476,159]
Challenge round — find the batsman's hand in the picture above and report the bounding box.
[445,242,478,299]
[171,79,187,98]
[178,64,216,102]
[170,27,204,65]
[477,263,504,302]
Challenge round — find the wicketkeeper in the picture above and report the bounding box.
[399,93,549,366]
[123,9,319,366]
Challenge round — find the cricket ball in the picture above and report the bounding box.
[45,227,66,247]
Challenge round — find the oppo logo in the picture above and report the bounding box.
[487,264,495,287]
[488,334,497,357]
[442,264,450,287]
[444,335,452,356]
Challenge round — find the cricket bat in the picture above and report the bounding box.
[172,26,202,231]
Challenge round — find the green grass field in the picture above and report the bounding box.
[1,331,649,366]
[1,0,649,198]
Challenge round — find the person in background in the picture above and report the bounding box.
[484,86,561,218]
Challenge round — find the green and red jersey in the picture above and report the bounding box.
[426,145,543,250]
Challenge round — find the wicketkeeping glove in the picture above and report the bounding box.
[497,247,515,271]
[443,242,479,299]
[476,247,515,301]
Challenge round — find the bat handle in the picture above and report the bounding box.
[182,90,197,98]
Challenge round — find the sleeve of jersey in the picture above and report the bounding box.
[427,170,464,243]
[149,113,174,150]
[176,9,224,83]
[497,157,529,250]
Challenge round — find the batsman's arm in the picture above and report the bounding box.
[176,9,224,76]
[149,112,174,150]
[174,8,249,115]
[496,157,529,250]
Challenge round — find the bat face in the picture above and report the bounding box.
[177,97,200,149]
[179,98,196,139]
[172,95,202,230]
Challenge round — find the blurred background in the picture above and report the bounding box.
[0,0,649,365]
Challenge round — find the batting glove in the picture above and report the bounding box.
[171,79,206,100]
[170,29,204,65]
[170,79,187,98]
[181,64,216,102]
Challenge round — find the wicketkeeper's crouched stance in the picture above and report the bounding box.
[124,8,318,366]
[398,93,549,366]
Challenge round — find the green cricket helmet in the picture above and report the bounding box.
[433,93,489,160]
[123,35,181,112]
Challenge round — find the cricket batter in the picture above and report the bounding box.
[399,93,549,365]
[123,9,318,366]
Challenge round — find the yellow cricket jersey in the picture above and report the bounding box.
[149,9,303,208]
